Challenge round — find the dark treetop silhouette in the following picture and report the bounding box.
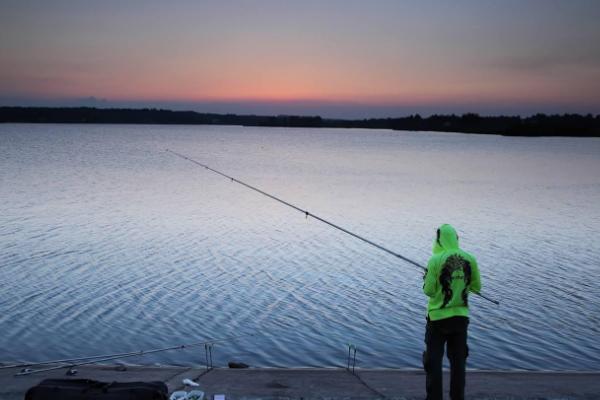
[1,107,599,137]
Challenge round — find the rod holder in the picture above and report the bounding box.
[204,343,214,371]
[346,344,357,374]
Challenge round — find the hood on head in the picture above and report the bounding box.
[434,224,459,251]
[432,237,444,254]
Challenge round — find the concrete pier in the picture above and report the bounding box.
[1,365,599,399]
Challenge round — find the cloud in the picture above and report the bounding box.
[493,49,600,72]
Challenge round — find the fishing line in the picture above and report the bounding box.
[165,149,500,306]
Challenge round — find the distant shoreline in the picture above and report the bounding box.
[1,106,599,137]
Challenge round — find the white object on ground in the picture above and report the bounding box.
[183,378,200,387]
[187,390,205,400]
[169,391,188,400]
[213,395,225,400]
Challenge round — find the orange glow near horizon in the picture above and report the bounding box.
[5,45,597,109]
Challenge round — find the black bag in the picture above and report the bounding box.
[25,378,168,399]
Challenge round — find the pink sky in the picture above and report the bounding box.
[1,1,599,117]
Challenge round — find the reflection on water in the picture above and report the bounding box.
[1,124,599,370]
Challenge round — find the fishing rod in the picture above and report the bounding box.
[1,350,143,370]
[15,333,253,376]
[165,149,500,306]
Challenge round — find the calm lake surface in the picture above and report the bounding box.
[1,124,599,370]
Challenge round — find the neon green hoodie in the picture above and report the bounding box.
[423,224,481,321]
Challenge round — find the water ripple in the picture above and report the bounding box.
[1,124,599,370]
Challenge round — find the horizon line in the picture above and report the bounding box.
[1,105,599,121]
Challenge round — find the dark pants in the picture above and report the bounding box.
[423,316,469,400]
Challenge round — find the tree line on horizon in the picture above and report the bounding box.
[1,106,599,136]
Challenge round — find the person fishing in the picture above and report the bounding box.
[422,224,481,400]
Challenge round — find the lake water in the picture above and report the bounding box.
[1,123,599,370]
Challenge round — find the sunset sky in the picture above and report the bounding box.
[1,0,599,118]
